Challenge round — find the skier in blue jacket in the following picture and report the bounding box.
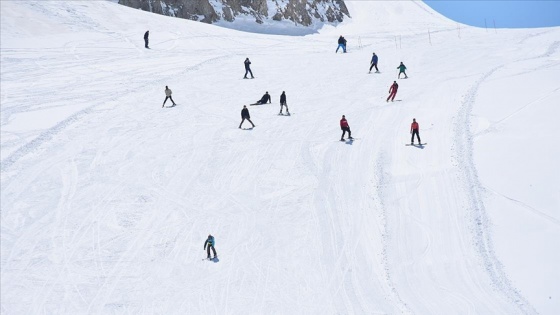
[369,52,379,73]
[204,235,217,259]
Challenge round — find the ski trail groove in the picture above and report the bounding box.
[453,67,537,315]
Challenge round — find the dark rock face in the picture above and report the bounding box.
[118,0,349,26]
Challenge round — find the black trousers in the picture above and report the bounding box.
[144,38,149,48]
[411,129,421,143]
[369,63,378,72]
[206,245,217,258]
[163,96,175,106]
[341,127,351,139]
[244,68,254,78]
[239,117,255,128]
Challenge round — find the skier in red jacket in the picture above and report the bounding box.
[410,118,421,145]
[340,115,353,141]
[386,81,398,102]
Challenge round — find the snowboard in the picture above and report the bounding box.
[203,256,219,261]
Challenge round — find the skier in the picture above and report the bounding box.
[397,62,408,79]
[410,118,421,145]
[204,234,217,260]
[144,30,149,49]
[340,115,353,141]
[336,35,347,53]
[244,58,254,79]
[239,105,255,129]
[162,86,176,107]
[386,81,398,102]
[369,52,379,73]
[279,91,289,115]
[254,91,271,105]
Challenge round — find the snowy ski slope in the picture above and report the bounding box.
[1,1,559,314]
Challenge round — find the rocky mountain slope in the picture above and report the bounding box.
[118,0,349,28]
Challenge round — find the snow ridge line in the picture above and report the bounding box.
[374,151,411,314]
[453,67,537,315]
[0,54,229,175]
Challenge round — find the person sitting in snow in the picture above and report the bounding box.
[254,91,271,105]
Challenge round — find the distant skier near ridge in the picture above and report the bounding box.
[162,86,176,107]
[369,52,379,73]
[410,118,421,145]
[204,234,217,260]
[279,91,289,115]
[144,30,149,48]
[397,62,408,79]
[336,35,347,53]
[253,91,271,105]
[340,115,353,141]
[244,58,254,79]
[239,105,255,129]
[386,81,398,102]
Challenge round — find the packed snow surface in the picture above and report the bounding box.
[1,0,559,314]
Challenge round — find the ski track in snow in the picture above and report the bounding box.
[453,65,537,314]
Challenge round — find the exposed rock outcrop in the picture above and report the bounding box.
[118,0,349,27]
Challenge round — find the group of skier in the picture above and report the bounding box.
[146,32,424,260]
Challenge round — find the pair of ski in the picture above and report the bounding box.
[406,143,427,146]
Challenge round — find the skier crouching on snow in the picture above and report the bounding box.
[279,91,289,115]
[340,115,353,141]
[254,91,271,105]
[204,234,217,259]
[410,118,421,145]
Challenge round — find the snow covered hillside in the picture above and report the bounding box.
[1,0,559,314]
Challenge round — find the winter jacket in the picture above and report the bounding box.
[204,236,215,249]
[411,122,419,131]
[280,93,286,104]
[260,93,271,103]
[144,31,149,40]
[398,64,407,72]
[241,108,250,119]
[165,88,172,96]
[338,36,346,45]
[340,118,349,128]
[244,59,251,70]
[389,83,398,93]
[371,55,378,64]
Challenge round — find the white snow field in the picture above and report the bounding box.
[1,0,559,314]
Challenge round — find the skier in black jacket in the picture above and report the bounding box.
[244,58,254,79]
[239,105,255,129]
[279,91,289,115]
[254,91,271,105]
[336,35,347,53]
[144,30,149,48]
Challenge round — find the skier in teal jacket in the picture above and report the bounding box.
[397,62,408,79]
[204,235,217,259]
